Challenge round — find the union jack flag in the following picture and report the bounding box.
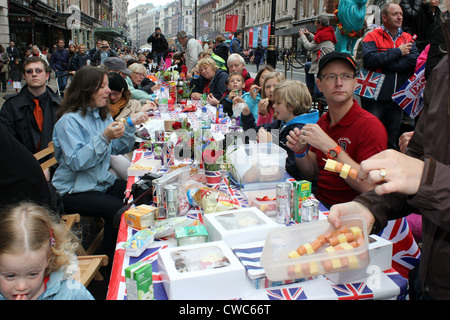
[392,63,426,119]
[354,68,385,100]
[266,287,307,300]
[331,282,373,300]
[379,218,421,279]
[384,268,408,300]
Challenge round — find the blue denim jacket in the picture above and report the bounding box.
[52,107,135,196]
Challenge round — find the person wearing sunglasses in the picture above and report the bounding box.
[0,56,60,161]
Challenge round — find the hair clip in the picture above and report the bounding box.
[49,229,55,247]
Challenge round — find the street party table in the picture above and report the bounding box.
[106,148,419,300]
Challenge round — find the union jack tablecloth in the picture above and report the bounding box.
[106,150,419,300]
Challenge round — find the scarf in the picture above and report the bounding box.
[313,26,337,44]
[109,96,128,118]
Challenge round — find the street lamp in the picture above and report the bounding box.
[266,0,276,68]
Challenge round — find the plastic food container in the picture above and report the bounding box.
[227,143,287,185]
[244,189,277,217]
[260,215,369,281]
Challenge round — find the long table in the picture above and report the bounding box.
[106,148,420,300]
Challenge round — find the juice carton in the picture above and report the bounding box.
[292,180,311,222]
[124,205,157,230]
[125,261,154,300]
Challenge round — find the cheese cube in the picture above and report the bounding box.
[340,164,351,179]
[288,250,300,259]
[324,159,338,172]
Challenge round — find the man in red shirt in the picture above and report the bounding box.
[287,51,387,208]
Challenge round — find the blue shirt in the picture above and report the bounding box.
[52,107,135,195]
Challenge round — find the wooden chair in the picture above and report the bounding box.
[74,255,109,287]
[33,141,58,171]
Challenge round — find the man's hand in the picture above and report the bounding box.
[399,43,412,56]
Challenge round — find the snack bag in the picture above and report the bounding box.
[192,187,240,214]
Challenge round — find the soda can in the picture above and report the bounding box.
[152,180,166,219]
[155,130,164,143]
[164,141,174,167]
[276,182,292,224]
[164,184,179,218]
[301,198,319,223]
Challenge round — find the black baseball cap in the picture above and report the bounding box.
[318,51,356,75]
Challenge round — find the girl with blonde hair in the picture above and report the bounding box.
[0,202,93,300]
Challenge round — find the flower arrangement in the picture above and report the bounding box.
[156,69,180,83]
[177,80,194,100]
[201,133,224,172]
[172,117,195,159]
[334,7,366,39]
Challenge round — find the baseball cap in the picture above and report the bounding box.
[104,57,132,75]
[318,51,356,76]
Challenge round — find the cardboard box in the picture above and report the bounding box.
[158,241,247,300]
[125,261,154,300]
[325,234,393,284]
[124,205,157,230]
[292,180,312,222]
[203,207,282,247]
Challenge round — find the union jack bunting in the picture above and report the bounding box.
[267,287,307,300]
[392,63,426,119]
[354,68,385,100]
[331,282,373,300]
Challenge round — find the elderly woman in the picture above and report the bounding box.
[227,53,254,92]
[190,57,228,104]
[126,62,161,101]
[52,65,148,260]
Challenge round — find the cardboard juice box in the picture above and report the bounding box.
[124,205,157,230]
[292,180,311,222]
[125,261,154,300]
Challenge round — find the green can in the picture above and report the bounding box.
[201,93,207,105]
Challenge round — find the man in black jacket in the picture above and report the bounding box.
[0,56,60,155]
[147,27,168,65]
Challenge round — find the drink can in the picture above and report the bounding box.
[301,198,319,223]
[164,184,179,218]
[164,141,174,167]
[276,182,292,224]
[155,130,164,143]
[152,180,166,219]
[201,93,207,105]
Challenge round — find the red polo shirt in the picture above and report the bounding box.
[310,100,387,206]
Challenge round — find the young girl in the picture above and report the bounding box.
[256,71,285,126]
[10,58,22,93]
[238,80,319,181]
[0,202,94,300]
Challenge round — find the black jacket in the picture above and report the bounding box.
[191,68,228,101]
[0,85,61,154]
[147,33,168,54]
[214,43,229,63]
[91,49,117,66]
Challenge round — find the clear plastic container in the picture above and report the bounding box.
[244,189,277,217]
[227,143,287,185]
[260,215,369,281]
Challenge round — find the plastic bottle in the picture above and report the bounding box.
[200,105,211,129]
[158,87,169,113]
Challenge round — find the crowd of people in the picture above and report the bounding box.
[0,0,449,300]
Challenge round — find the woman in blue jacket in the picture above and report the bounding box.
[52,66,148,260]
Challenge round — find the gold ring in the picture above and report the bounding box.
[379,168,386,180]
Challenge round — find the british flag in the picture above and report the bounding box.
[266,287,307,300]
[384,268,408,300]
[331,282,373,300]
[379,218,421,279]
[392,63,426,119]
[354,69,385,100]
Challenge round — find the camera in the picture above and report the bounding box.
[129,172,161,206]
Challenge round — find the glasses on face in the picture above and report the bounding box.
[319,73,356,82]
[133,72,145,77]
[25,68,45,75]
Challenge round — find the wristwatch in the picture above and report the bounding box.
[327,145,342,160]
